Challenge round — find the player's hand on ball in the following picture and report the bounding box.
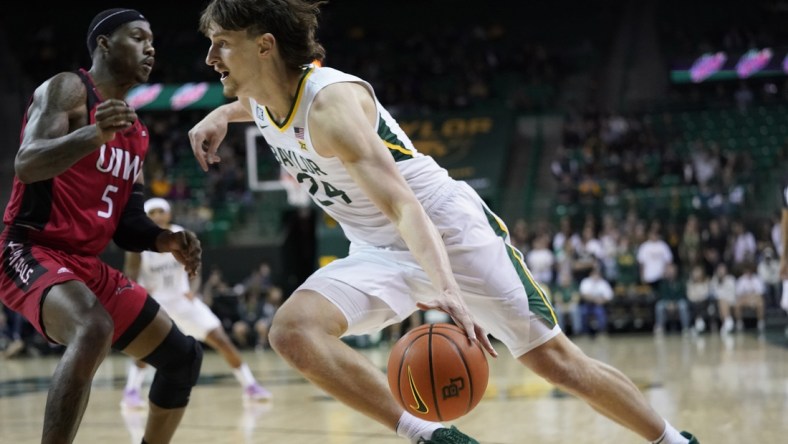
[417,291,498,358]
[388,323,489,421]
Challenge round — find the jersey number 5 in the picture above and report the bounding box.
[98,185,119,218]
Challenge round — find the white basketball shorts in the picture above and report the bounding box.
[297,181,561,358]
[153,293,222,341]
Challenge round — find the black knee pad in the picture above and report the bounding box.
[142,323,203,409]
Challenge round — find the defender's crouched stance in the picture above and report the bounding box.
[0,7,203,443]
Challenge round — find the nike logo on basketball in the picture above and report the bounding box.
[407,366,429,414]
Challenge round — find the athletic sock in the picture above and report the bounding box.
[232,362,257,387]
[126,362,148,392]
[396,411,443,443]
[651,420,689,444]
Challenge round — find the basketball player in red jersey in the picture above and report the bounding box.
[0,9,203,444]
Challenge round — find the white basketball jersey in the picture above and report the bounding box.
[249,66,452,248]
[137,223,190,301]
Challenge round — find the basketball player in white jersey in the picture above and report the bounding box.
[121,197,271,409]
[188,1,699,443]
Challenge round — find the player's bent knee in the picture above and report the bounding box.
[267,321,292,354]
[76,314,115,350]
[142,324,203,409]
[267,318,314,357]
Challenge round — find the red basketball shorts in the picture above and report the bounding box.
[0,228,148,345]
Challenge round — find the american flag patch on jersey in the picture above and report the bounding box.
[294,126,305,140]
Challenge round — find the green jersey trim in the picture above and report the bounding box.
[377,116,414,161]
[482,206,559,326]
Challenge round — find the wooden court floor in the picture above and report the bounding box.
[1,330,787,444]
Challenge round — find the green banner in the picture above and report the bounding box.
[397,110,512,199]
[126,82,227,110]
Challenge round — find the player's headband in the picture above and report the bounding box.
[87,8,147,55]
[144,198,171,214]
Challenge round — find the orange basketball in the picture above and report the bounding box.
[387,323,489,422]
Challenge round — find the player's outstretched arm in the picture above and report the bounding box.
[188,97,253,171]
[114,176,200,277]
[308,82,497,357]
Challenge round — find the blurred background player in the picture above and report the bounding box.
[122,197,271,408]
[780,175,788,331]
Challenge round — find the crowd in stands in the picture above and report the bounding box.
[510,207,783,337]
[202,262,282,351]
[137,109,254,237]
[543,83,787,337]
[551,88,788,225]
[321,22,566,115]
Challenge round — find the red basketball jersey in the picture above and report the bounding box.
[3,69,149,256]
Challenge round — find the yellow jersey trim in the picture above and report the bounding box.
[265,66,315,132]
[383,140,414,156]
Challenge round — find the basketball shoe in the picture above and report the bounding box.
[120,388,146,410]
[681,431,700,443]
[243,382,273,402]
[418,426,478,444]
